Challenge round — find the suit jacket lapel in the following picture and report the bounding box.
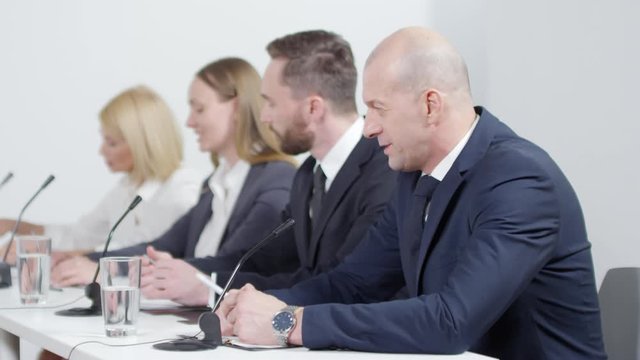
[187,189,214,257]
[414,170,463,290]
[291,158,314,266]
[307,138,370,264]
[217,164,260,249]
[413,107,499,294]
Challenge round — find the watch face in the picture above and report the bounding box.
[272,311,295,332]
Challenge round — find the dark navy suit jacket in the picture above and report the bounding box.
[89,161,297,276]
[204,137,396,290]
[272,108,606,359]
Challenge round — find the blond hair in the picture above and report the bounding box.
[99,85,183,184]
[196,58,295,166]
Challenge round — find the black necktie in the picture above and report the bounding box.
[405,175,440,270]
[310,165,326,232]
[400,175,440,295]
[412,175,440,217]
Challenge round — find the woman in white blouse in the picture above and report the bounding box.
[0,86,201,261]
[49,58,297,292]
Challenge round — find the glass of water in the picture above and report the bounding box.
[16,235,51,304]
[100,257,141,337]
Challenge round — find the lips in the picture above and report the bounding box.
[380,143,391,154]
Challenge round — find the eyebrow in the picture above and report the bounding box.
[103,134,120,142]
[189,98,203,107]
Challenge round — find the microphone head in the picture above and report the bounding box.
[41,174,55,188]
[1,172,13,187]
[129,195,143,210]
[274,218,295,236]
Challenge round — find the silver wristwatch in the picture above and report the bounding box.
[272,305,299,346]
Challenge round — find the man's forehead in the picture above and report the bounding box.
[363,62,392,92]
[266,58,287,73]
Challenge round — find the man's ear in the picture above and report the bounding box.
[421,89,442,125]
[305,95,326,123]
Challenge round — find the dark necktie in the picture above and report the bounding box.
[309,165,326,232]
[404,175,440,287]
[412,175,440,220]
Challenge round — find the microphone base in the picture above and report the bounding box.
[55,306,102,316]
[152,338,219,351]
[56,282,102,316]
[0,262,11,288]
[153,311,222,351]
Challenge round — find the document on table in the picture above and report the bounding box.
[223,336,291,350]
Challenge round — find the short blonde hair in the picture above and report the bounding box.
[99,85,183,184]
[196,58,295,166]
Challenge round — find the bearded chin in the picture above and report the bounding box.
[280,129,313,155]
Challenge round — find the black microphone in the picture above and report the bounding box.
[0,172,13,190]
[0,174,55,288]
[56,195,142,317]
[154,218,296,351]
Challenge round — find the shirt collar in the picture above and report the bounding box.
[429,114,479,181]
[123,175,160,201]
[316,116,363,190]
[208,158,251,194]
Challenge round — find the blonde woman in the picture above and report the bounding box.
[0,86,201,260]
[51,58,298,294]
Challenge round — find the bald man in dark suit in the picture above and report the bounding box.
[220,27,606,360]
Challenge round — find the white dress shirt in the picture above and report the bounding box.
[316,116,364,191]
[423,115,479,221]
[44,167,201,251]
[194,159,250,258]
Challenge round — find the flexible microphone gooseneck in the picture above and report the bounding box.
[0,172,13,190]
[154,218,296,352]
[56,195,142,317]
[0,175,55,288]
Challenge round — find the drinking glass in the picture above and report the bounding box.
[16,235,51,304]
[100,256,141,337]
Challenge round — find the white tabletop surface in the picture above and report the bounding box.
[0,284,495,360]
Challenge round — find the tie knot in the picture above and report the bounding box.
[413,175,439,197]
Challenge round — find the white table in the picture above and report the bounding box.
[0,285,495,360]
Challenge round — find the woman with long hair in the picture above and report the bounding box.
[50,58,298,297]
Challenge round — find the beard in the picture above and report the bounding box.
[279,128,314,155]
[271,112,314,155]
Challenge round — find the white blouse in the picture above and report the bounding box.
[44,167,201,251]
[194,159,250,258]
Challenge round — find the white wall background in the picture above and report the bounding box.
[1,0,638,286]
[428,0,640,286]
[0,1,428,221]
